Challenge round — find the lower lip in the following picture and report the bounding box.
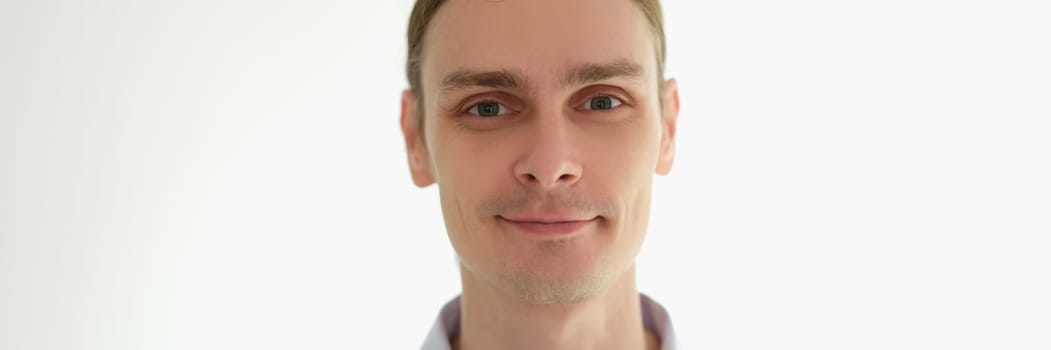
[500,217,598,236]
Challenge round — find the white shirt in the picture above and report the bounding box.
[421,293,678,350]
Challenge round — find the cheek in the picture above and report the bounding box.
[433,133,511,197]
[433,136,523,270]
[583,118,661,185]
[432,132,511,235]
[580,118,660,238]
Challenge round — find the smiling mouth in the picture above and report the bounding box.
[497,216,599,236]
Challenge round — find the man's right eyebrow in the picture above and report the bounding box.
[439,69,526,93]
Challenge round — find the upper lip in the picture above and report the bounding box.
[499,214,597,223]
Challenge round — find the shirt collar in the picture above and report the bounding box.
[421,293,677,350]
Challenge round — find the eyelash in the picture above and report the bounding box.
[578,94,626,111]
[460,94,627,117]
[464,100,512,117]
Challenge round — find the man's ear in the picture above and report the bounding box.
[656,78,680,176]
[401,89,436,187]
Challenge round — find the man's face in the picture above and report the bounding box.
[401,0,678,304]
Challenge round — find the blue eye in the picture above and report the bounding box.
[580,95,623,110]
[467,101,510,117]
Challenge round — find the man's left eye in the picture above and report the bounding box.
[579,95,623,111]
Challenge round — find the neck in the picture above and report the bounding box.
[454,265,658,350]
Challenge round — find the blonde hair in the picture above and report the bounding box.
[405,0,667,122]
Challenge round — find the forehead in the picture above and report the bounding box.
[420,0,657,92]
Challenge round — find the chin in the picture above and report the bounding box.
[494,256,620,305]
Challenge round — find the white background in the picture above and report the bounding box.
[2,0,1049,349]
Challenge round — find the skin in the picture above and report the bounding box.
[400,0,679,349]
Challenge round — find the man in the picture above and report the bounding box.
[399,0,680,349]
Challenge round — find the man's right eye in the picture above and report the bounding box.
[466,101,511,117]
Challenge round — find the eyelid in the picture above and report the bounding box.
[578,95,625,111]
[457,92,521,114]
[465,100,512,117]
[572,85,633,109]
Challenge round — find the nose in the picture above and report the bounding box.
[513,119,583,190]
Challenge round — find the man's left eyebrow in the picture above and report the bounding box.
[562,59,645,87]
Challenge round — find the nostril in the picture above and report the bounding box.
[516,172,579,186]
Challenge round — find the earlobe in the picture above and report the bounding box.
[655,79,679,176]
[401,89,436,187]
